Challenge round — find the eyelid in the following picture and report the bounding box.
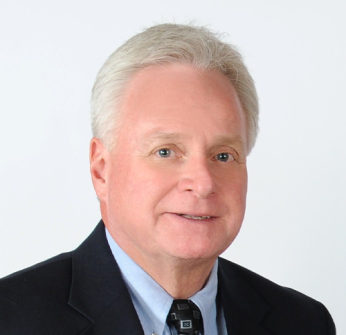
[215,153,234,163]
[156,148,175,158]
[153,144,182,158]
[211,146,238,161]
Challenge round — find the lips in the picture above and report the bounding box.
[177,214,213,220]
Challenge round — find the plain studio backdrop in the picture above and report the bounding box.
[1,0,345,332]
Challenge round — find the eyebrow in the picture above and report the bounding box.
[139,130,246,153]
[142,130,189,142]
[138,126,193,146]
[212,134,245,147]
[136,129,188,154]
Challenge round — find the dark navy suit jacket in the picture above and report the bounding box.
[0,221,336,334]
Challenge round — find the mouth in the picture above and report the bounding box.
[176,214,213,220]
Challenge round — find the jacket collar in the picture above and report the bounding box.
[218,257,273,335]
[68,221,144,334]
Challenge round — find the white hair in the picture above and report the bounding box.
[91,23,259,153]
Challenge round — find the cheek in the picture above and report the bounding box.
[218,169,247,226]
[219,166,247,196]
[109,162,178,209]
[233,179,248,213]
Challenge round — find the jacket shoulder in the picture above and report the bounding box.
[218,257,336,334]
[0,252,89,334]
[219,257,321,304]
[0,252,73,298]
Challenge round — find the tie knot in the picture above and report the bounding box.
[167,299,204,335]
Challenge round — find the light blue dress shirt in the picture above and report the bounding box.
[106,228,227,335]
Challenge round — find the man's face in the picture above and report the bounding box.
[95,64,248,265]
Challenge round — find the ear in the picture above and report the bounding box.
[89,137,109,202]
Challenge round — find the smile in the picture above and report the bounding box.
[178,214,212,220]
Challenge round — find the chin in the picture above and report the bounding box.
[164,240,227,262]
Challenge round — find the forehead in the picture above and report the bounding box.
[117,64,247,147]
[121,64,242,113]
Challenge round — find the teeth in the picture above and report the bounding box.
[180,214,211,220]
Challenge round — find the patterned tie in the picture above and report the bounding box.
[166,299,204,335]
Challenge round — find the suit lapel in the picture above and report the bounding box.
[218,258,273,335]
[68,221,144,335]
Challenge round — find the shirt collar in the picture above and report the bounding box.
[106,228,219,335]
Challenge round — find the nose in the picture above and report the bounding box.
[177,158,216,199]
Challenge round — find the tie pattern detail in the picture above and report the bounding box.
[166,299,204,335]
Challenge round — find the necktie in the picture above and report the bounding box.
[166,299,204,335]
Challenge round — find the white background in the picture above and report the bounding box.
[1,0,345,332]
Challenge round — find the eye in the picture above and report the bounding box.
[216,152,234,163]
[157,148,173,158]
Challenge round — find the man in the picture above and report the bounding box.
[0,23,335,334]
